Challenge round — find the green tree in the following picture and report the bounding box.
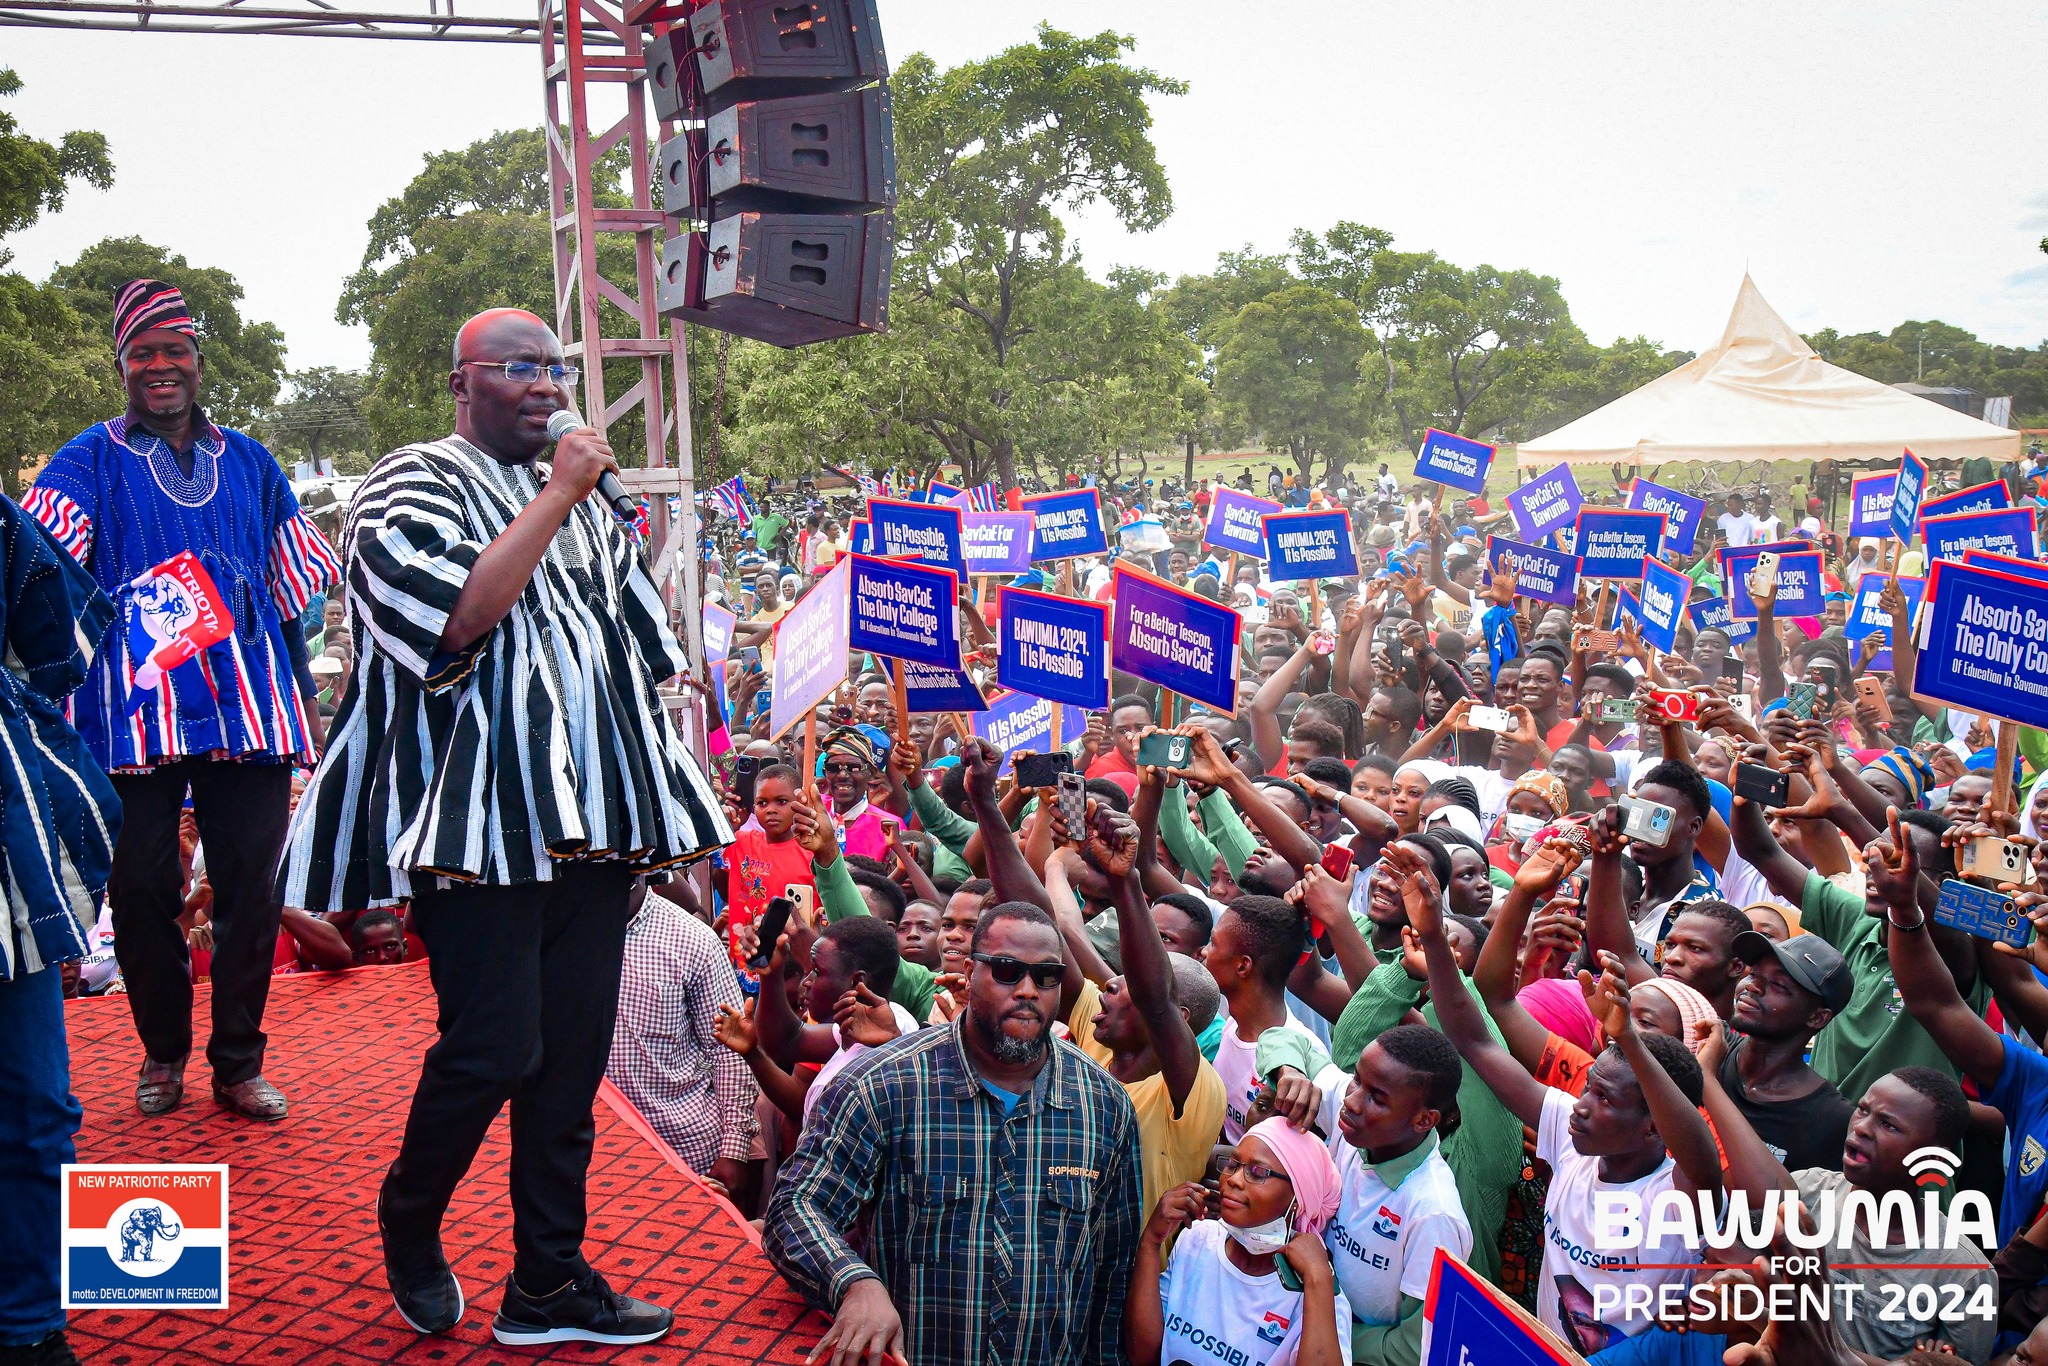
[0,275,118,497]
[0,69,113,268]
[263,367,370,468]
[1210,283,1370,481]
[53,237,286,430]
[340,129,646,454]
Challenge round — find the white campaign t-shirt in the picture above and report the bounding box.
[1324,1135,1471,1330]
[1214,1014,1325,1143]
[1160,1219,1355,1366]
[1448,766,1513,824]
[804,1002,919,1123]
[1715,512,1757,548]
[1535,1088,1699,1355]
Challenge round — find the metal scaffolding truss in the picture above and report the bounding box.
[0,0,614,42]
[539,0,707,739]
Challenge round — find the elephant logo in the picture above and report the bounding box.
[117,1203,182,1265]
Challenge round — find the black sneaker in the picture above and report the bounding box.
[377,1191,464,1334]
[492,1271,673,1346]
[0,1329,81,1366]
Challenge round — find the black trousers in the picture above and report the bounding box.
[108,760,292,1087]
[380,862,635,1292]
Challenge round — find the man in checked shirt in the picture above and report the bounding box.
[606,879,757,1199]
[763,738,1142,1366]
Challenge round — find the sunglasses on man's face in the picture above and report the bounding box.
[822,762,866,776]
[971,953,1066,989]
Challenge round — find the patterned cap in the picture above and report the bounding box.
[114,279,198,356]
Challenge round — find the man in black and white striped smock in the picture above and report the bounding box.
[275,308,732,1348]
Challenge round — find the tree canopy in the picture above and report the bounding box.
[0,69,112,269]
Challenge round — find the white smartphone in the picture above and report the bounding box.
[1467,705,1515,733]
[1747,551,1781,602]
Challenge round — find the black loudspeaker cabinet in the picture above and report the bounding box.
[705,85,893,212]
[691,0,885,105]
[660,86,890,219]
[663,211,890,346]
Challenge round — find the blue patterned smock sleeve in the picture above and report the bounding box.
[0,496,121,980]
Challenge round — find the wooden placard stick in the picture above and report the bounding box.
[892,663,910,751]
[1059,558,1075,598]
[803,710,818,800]
[1596,579,1615,631]
[1160,690,1180,729]
[1989,717,2019,829]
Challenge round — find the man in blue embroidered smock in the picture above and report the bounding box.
[275,308,731,1346]
[25,279,340,1124]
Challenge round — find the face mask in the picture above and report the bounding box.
[1503,812,1545,843]
[1224,1206,1296,1256]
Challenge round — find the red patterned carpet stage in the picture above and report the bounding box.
[65,961,825,1364]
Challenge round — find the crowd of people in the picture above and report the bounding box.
[656,449,2048,1366]
[12,279,2048,1366]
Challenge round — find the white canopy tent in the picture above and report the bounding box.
[1515,275,2022,470]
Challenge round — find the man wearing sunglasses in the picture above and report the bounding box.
[765,737,1142,1366]
[277,308,732,1347]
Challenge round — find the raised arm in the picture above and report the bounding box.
[1874,810,2005,1090]
[1389,841,1550,1129]
[1582,806,1656,983]
[1476,840,1588,1071]
[1591,950,1722,1201]
[1107,823,1203,1110]
[1691,1020,1798,1202]
[1249,643,1317,772]
[960,738,1054,915]
[1181,727,1323,875]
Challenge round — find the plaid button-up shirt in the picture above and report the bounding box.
[763,1021,1141,1366]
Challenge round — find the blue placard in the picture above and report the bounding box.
[1626,478,1707,556]
[1723,543,1825,619]
[1891,448,1928,543]
[1637,559,1689,654]
[1849,472,1897,539]
[1109,567,1242,714]
[848,519,872,555]
[1412,427,1495,495]
[997,587,1110,710]
[1262,508,1359,583]
[1485,535,1580,606]
[1919,479,2011,530]
[1913,560,2048,729]
[1203,489,1282,559]
[961,511,1035,575]
[847,554,960,668]
[703,601,736,728]
[1844,574,1926,643]
[923,480,962,505]
[1573,508,1665,580]
[1964,550,2048,587]
[1420,1250,1577,1366]
[1507,463,1584,545]
[973,688,1089,777]
[1924,507,2038,564]
[884,656,990,715]
[869,497,966,580]
[1021,489,1109,561]
[1687,596,1758,645]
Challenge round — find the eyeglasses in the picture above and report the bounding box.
[971,953,1066,989]
[458,359,581,387]
[1218,1156,1293,1184]
[822,761,867,776]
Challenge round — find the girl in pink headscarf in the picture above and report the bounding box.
[1128,1120,1349,1366]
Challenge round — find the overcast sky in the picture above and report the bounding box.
[6,0,2045,377]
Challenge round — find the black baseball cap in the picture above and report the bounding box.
[1733,930,1852,1013]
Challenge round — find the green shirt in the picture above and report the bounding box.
[752,512,788,552]
[1329,963,1523,1286]
[906,783,974,883]
[1799,871,1986,1102]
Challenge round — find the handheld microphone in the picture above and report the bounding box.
[546,408,636,522]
